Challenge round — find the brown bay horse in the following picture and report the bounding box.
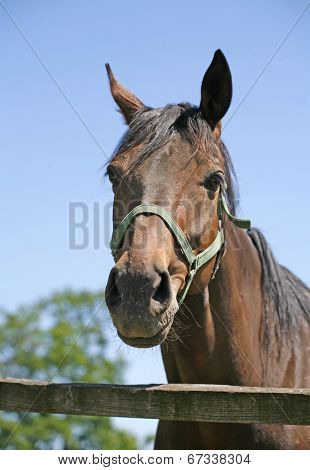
[104,50,310,449]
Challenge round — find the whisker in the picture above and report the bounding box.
[180,302,203,329]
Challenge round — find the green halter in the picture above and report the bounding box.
[110,189,250,306]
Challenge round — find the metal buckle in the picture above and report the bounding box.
[191,258,198,273]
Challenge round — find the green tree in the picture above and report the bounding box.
[0,289,138,450]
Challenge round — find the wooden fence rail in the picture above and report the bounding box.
[0,378,309,425]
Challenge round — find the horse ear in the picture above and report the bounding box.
[105,64,145,124]
[199,50,232,133]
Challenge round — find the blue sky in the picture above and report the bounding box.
[0,1,309,444]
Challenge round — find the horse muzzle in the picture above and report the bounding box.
[105,264,177,348]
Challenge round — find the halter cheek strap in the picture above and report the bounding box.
[110,190,250,306]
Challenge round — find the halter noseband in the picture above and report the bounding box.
[110,187,250,306]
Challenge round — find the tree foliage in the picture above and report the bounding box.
[0,289,138,449]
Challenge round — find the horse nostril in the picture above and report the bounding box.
[106,267,173,314]
[106,270,122,308]
[152,271,172,307]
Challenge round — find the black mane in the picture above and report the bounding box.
[248,228,310,347]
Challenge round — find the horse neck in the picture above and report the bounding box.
[161,222,265,386]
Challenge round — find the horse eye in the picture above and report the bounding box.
[106,166,119,186]
[204,172,223,192]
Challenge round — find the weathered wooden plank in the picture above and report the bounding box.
[0,377,309,425]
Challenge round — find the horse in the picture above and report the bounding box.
[104,50,310,449]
